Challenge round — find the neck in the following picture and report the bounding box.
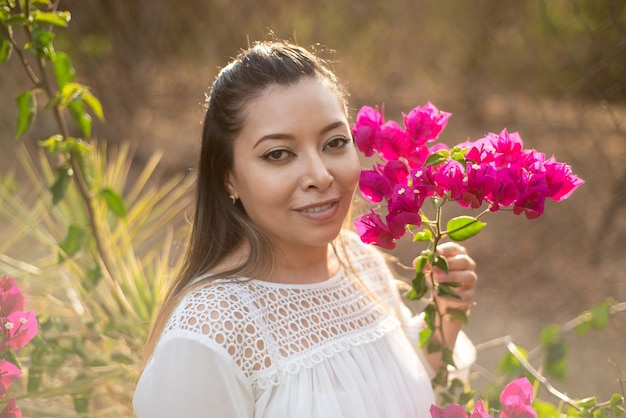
[262,243,339,284]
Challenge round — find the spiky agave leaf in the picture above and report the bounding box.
[0,142,194,415]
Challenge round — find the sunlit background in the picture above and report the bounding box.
[1,0,624,415]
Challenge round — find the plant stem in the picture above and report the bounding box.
[13,17,118,287]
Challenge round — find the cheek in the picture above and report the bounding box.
[339,151,362,190]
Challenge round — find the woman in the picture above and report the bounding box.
[133,41,477,418]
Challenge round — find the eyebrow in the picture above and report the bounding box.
[252,120,347,149]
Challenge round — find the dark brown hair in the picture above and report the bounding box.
[142,41,348,362]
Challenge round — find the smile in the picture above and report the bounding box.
[301,203,334,213]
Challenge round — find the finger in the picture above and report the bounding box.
[444,253,476,272]
[436,242,468,257]
[434,269,477,290]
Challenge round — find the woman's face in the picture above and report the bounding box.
[226,77,361,254]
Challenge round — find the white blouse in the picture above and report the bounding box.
[133,231,475,417]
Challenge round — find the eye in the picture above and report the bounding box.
[324,135,350,151]
[261,148,295,162]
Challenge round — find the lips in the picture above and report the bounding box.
[300,202,334,213]
[294,198,339,212]
[293,198,341,221]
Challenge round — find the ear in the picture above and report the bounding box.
[224,170,238,199]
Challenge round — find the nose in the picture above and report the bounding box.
[300,152,333,191]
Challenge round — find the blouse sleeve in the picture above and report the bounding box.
[133,332,254,418]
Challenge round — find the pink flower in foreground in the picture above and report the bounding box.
[0,360,21,397]
[470,401,492,418]
[353,106,384,157]
[430,403,470,418]
[0,277,24,318]
[354,210,398,249]
[1,310,38,351]
[403,102,451,146]
[500,378,537,418]
[0,398,21,418]
[543,157,585,202]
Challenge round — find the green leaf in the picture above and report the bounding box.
[577,397,597,408]
[442,347,456,367]
[412,228,432,242]
[410,271,428,300]
[446,216,486,241]
[414,254,428,272]
[49,164,72,205]
[539,324,561,345]
[32,10,71,27]
[590,301,610,330]
[68,101,92,138]
[52,51,75,89]
[3,13,27,26]
[446,308,468,324]
[99,187,127,218]
[433,255,448,273]
[609,394,624,408]
[545,339,569,379]
[87,266,102,286]
[74,147,94,191]
[424,304,436,329]
[59,224,86,259]
[15,90,37,138]
[82,90,104,121]
[418,327,433,348]
[437,282,461,300]
[38,134,64,153]
[27,26,55,58]
[458,390,475,405]
[424,150,450,167]
[0,36,12,62]
[532,400,560,418]
[497,348,527,375]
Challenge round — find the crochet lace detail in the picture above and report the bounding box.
[163,232,402,390]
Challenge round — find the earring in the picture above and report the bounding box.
[229,195,237,204]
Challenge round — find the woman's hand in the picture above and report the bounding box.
[429,241,477,316]
[417,242,478,374]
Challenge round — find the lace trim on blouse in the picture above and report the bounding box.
[162,232,403,390]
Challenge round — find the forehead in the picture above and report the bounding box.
[238,77,347,139]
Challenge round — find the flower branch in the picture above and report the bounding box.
[352,102,584,391]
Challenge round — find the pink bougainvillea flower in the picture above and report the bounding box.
[386,184,425,236]
[1,310,38,351]
[353,106,384,157]
[490,129,524,167]
[358,161,410,203]
[354,211,398,249]
[0,277,24,318]
[375,120,411,162]
[470,401,492,418]
[488,168,518,211]
[542,157,585,202]
[499,377,537,418]
[431,159,466,201]
[458,162,497,209]
[359,170,393,203]
[0,398,21,418]
[430,403,470,418]
[403,102,451,146]
[0,360,21,397]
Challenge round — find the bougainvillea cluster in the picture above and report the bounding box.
[0,275,38,418]
[430,377,537,418]
[352,103,584,249]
